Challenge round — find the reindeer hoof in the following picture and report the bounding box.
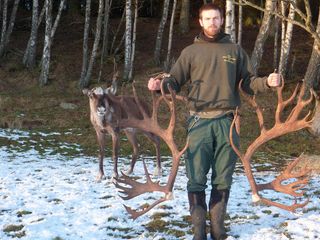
[96,174,106,182]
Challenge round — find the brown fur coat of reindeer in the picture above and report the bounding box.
[83,81,161,181]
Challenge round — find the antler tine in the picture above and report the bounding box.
[229,108,243,159]
[132,81,150,120]
[239,80,266,132]
[123,197,167,220]
[114,160,164,200]
[260,197,310,212]
[275,79,300,124]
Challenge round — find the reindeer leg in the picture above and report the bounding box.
[144,132,162,176]
[96,130,106,181]
[111,131,120,181]
[124,129,139,175]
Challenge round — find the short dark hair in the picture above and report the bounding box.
[199,3,224,19]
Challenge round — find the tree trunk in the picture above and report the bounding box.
[278,0,296,77]
[51,0,66,42]
[225,0,236,42]
[250,0,276,75]
[304,6,320,92]
[83,0,104,88]
[23,0,39,69]
[110,9,125,55]
[39,0,52,86]
[164,0,177,72]
[154,0,170,65]
[238,0,243,45]
[179,0,189,34]
[0,0,20,58]
[128,0,138,81]
[273,16,280,69]
[123,0,132,82]
[79,0,91,88]
[1,0,8,45]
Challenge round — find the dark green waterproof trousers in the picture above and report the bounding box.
[185,114,240,192]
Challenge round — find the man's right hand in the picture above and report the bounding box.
[148,78,161,91]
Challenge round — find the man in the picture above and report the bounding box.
[148,3,280,240]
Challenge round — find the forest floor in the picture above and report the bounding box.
[0,8,320,168]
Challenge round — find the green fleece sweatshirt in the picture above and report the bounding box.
[164,32,269,112]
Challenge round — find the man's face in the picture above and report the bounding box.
[199,9,224,38]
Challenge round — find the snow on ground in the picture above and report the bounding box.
[0,128,319,240]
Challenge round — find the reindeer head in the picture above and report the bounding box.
[83,85,117,128]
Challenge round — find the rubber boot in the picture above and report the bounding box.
[188,191,207,240]
[209,189,229,240]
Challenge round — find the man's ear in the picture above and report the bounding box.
[199,18,203,27]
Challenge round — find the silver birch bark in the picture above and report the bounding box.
[39,0,52,86]
[79,0,91,88]
[279,0,296,76]
[179,0,189,34]
[1,0,8,45]
[23,0,38,68]
[154,0,170,65]
[238,0,243,45]
[165,0,177,72]
[304,6,320,92]
[123,0,132,82]
[23,1,46,68]
[231,1,236,42]
[250,0,276,75]
[51,0,66,42]
[0,0,20,58]
[273,16,280,69]
[83,0,104,87]
[128,0,138,81]
[225,0,233,37]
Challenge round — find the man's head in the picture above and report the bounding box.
[199,3,224,38]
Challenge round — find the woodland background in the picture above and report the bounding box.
[0,0,320,158]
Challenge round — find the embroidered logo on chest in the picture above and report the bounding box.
[223,55,236,64]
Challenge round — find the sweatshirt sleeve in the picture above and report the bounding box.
[162,48,191,93]
[238,47,269,95]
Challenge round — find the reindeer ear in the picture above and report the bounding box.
[82,89,90,95]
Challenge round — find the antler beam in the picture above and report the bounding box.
[113,80,188,219]
[230,79,315,212]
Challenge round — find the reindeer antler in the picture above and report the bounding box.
[114,81,188,219]
[230,79,315,212]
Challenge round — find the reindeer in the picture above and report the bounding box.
[83,80,161,181]
[114,78,316,219]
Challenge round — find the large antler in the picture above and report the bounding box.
[114,80,188,219]
[230,78,315,212]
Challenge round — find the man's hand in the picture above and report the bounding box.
[267,73,281,87]
[148,77,162,91]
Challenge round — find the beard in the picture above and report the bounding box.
[203,25,221,38]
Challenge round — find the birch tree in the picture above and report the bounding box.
[164,0,177,72]
[38,0,66,85]
[0,0,20,58]
[154,0,170,65]
[250,0,276,75]
[39,0,52,86]
[304,6,320,92]
[238,0,243,45]
[179,0,189,34]
[128,0,138,81]
[79,0,91,88]
[23,0,39,68]
[225,0,235,42]
[278,0,296,76]
[123,0,132,82]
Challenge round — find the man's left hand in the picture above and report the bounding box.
[267,73,281,87]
